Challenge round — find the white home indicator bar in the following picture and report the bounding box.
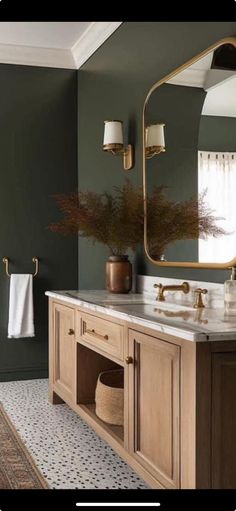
[76,504,161,508]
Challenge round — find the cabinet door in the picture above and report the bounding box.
[212,352,236,489]
[128,330,180,488]
[53,302,76,403]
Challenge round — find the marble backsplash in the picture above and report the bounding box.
[136,274,224,309]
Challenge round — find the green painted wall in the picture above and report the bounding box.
[78,22,236,286]
[0,64,78,381]
[199,116,236,151]
[146,83,206,263]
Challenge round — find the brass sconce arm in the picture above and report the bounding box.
[122,144,134,171]
[103,143,134,171]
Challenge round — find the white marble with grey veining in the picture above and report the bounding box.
[45,288,236,343]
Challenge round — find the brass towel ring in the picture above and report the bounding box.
[2,257,39,277]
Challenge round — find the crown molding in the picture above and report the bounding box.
[72,21,122,69]
[0,22,122,70]
[0,43,76,69]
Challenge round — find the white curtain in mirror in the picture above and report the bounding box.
[198,151,236,263]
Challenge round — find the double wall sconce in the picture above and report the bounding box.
[103,120,134,171]
[145,123,165,159]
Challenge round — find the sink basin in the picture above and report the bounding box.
[109,301,196,311]
[64,291,156,306]
[98,299,155,305]
[64,291,196,311]
[63,291,209,329]
[111,303,209,328]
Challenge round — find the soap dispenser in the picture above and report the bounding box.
[224,267,236,315]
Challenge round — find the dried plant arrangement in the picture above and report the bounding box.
[146,187,225,259]
[49,180,225,259]
[49,181,143,256]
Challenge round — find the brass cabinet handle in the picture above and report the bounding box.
[86,328,109,341]
[125,356,133,364]
[68,328,74,335]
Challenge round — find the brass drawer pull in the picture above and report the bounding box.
[125,356,133,364]
[86,328,109,341]
[68,328,74,335]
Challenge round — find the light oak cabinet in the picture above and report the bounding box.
[48,298,236,489]
[79,311,124,362]
[128,330,180,489]
[49,301,76,404]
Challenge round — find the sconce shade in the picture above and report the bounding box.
[103,120,124,151]
[102,119,134,171]
[145,123,165,158]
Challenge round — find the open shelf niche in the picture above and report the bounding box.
[76,342,124,444]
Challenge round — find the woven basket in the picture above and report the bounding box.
[95,369,124,426]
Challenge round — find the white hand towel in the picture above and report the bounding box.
[8,274,35,339]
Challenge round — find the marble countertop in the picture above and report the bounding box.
[45,290,236,343]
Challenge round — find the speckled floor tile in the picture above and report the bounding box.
[0,379,148,489]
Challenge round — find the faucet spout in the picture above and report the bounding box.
[153,281,190,301]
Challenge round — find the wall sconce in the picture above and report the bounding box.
[145,123,165,159]
[103,120,134,171]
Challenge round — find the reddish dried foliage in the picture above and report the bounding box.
[49,180,225,258]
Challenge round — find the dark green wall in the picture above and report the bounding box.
[146,83,206,262]
[199,115,236,151]
[0,64,78,381]
[146,84,206,200]
[78,22,236,286]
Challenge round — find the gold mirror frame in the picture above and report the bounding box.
[143,37,236,269]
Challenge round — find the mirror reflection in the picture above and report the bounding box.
[144,42,236,266]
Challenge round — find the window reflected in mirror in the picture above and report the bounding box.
[144,40,236,267]
[198,151,236,263]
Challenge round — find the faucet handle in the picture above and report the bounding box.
[153,283,163,301]
[193,288,208,309]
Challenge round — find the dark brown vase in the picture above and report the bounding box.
[106,255,132,293]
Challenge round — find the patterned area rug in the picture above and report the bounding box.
[0,403,48,489]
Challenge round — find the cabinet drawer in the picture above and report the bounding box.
[78,312,124,361]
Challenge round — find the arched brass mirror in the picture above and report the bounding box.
[143,37,236,268]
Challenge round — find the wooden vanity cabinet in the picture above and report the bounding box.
[48,298,236,489]
[49,301,76,405]
[211,349,236,489]
[127,330,180,489]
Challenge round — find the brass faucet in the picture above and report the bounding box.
[153,281,190,301]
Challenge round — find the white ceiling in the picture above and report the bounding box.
[0,22,122,69]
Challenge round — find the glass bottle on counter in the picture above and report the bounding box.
[224,267,236,315]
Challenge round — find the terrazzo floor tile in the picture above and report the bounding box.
[0,379,148,489]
